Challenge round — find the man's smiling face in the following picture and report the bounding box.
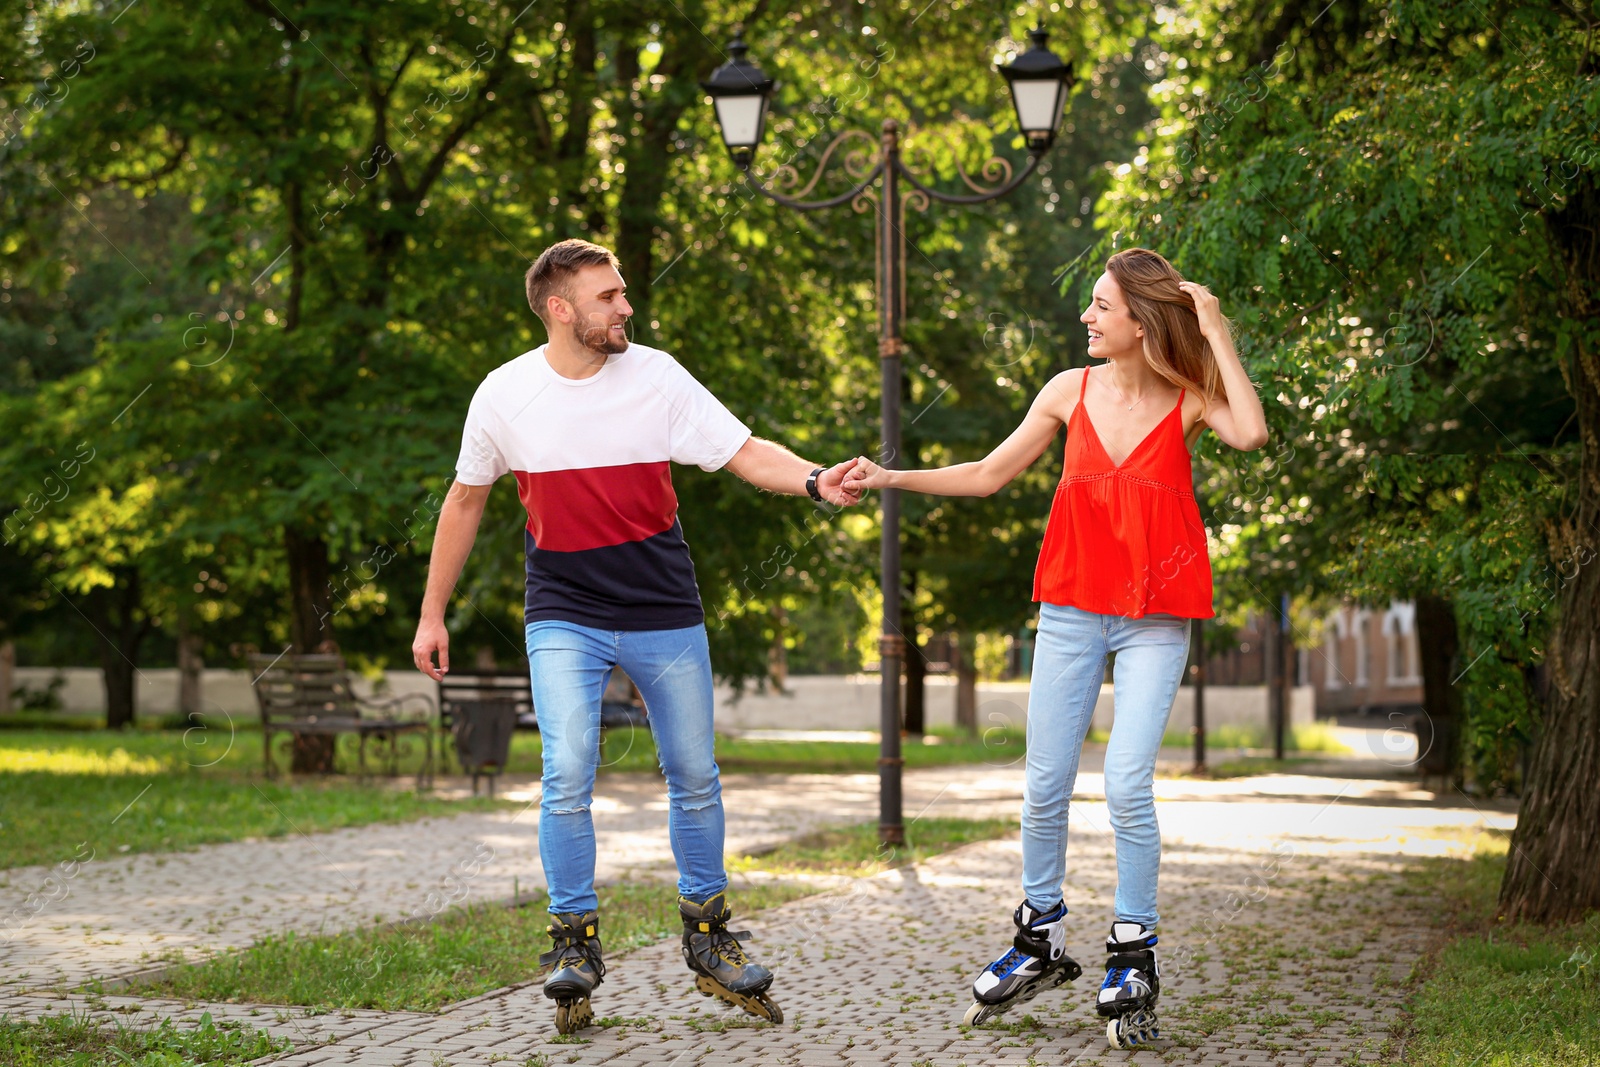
[556,263,633,356]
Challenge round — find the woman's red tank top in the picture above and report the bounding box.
[1032,366,1215,618]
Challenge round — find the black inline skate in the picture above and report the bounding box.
[1098,921,1160,1048]
[961,899,1082,1026]
[680,892,783,1023]
[539,910,605,1034]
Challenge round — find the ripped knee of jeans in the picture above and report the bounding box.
[546,801,591,816]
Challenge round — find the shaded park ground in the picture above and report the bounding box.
[2,727,1593,1066]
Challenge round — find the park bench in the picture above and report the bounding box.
[249,652,435,789]
[437,665,648,794]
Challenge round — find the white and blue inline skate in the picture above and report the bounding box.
[1098,921,1161,1048]
[961,899,1083,1026]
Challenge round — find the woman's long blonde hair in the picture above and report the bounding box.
[1104,248,1228,407]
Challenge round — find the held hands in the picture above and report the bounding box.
[815,457,865,507]
[842,456,889,493]
[1177,280,1225,338]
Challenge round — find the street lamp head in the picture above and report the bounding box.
[998,25,1075,154]
[701,37,776,168]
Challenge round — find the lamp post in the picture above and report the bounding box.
[703,27,1074,846]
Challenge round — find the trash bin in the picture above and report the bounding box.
[450,700,518,796]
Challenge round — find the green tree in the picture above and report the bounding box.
[1092,0,1597,920]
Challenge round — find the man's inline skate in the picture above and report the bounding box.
[680,892,783,1022]
[961,900,1083,1026]
[1098,921,1161,1048]
[539,910,605,1034]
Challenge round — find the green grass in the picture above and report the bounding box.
[1184,722,1352,753]
[1186,756,1320,779]
[1398,838,1600,1066]
[0,727,510,870]
[726,816,1018,877]
[0,721,1026,871]
[114,815,1015,1013]
[0,1011,288,1066]
[116,879,812,1012]
[1091,721,1352,754]
[566,724,1030,776]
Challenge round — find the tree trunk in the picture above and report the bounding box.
[901,577,925,735]
[1414,595,1462,784]
[1499,174,1600,923]
[86,570,150,730]
[1266,604,1284,759]
[613,3,713,333]
[0,639,13,716]
[177,625,204,720]
[285,525,336,653]
[954,633,977,736]
[768,604,788,693]
[285,527,337,771]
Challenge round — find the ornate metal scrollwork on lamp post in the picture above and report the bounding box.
[703,27,1075,846]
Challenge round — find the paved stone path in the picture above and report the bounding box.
[0,755,1515,1065]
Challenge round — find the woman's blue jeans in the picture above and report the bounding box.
[525,620,727,915]
[1021,603,1191,927]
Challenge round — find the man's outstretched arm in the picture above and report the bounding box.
[723,437,862,507]
[413,480,494,679]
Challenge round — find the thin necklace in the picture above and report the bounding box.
[1105,365,1149,412]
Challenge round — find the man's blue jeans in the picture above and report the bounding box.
[525,620,727,914]
[1021,603,1191,927]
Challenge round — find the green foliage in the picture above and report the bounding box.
[1087,0,1598,785]
[0,1011,288,1067]
[118,880,815,1012]
[1400,846,1600,1066]
[0,0,1158,701]
[0,726,507,869]
[725,816,1017,877]
[0,723,1025,869]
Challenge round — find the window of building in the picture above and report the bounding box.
[1383,601,1422,686]
[1323,610,1348,690]
[1352,609,1372,687]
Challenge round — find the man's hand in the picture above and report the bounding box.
[816,457,864,506]
[413,617,451,680]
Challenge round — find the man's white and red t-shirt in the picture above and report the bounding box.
[454,343,751,630]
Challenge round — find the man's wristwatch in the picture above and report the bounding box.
[805,466,826,503]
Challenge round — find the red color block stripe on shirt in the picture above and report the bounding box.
[513,461,678,553]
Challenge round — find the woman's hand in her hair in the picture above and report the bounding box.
[1178,280,1225,338]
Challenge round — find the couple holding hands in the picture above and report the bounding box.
[413,237,1266,1045]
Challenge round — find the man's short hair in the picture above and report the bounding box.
[525,239,620,323]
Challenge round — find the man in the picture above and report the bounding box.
[413,238,859,1033]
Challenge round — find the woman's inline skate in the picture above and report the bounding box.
[961,899,1083,1026]
[1098,921,1161,1048]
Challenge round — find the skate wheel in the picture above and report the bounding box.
[962,1000,1007,1027]
[753,992,784,1024]
[555,996,593,1035]
[1106,1009,1158,1049]
[693,975,783,1024]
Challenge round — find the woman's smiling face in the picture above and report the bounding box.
[1081,272,1143,358]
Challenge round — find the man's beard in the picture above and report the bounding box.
[573,317,630,356]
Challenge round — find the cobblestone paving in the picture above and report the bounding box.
[0,766,1028,991]
[1,760,1514,1065]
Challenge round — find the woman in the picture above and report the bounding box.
[845,248,1267,1048]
